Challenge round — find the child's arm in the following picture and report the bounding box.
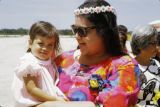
[23,74,65,102]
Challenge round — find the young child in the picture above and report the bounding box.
[12,21,66,107]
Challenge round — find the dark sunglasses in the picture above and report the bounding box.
[71,24,96,37]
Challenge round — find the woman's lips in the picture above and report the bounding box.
[79,43,86,48]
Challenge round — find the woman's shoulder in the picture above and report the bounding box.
[54,50,76,67]
[111,54,138,66]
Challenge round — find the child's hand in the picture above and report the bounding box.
[56,97,66,101]
[64,97,69,101]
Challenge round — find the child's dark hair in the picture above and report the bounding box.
[27,21,60,54]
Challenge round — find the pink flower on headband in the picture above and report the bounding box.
[82,8,89,14]
[95,7,101,13]
[108,6,112,12]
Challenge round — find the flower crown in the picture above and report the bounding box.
[74,5,116,15]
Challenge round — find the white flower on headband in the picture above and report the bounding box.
[74,5,116,15]
[89,7,94,13]
[101,6,106,12]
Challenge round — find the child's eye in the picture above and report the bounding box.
[48,44,54,48]
[38,43,43,46]
[48,44,53,46]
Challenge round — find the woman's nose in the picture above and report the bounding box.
[75,33,81,39]
[75,33,82,40]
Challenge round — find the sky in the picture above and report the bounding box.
[0,0,160,31]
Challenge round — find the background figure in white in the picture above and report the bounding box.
[149,20,160,62]
[130,25,160,106]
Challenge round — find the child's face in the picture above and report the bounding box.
[29,35,56,60]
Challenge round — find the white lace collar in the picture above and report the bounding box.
[21,52,52,66]
[138,64,148,72]
[73,49,81,60]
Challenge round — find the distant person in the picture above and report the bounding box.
[12,21,67,107]
[130,25,160,106]
[118,25,128,53]
[156,32,160,61]
[154,31,160,62]
[149,20,160,31]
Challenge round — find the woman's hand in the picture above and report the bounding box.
[36,101,96,107]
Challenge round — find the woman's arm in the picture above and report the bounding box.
[36,101,95,107]
[23,74,65,102]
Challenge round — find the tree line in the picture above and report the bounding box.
[0,28,132,40]
[0,28,74,36]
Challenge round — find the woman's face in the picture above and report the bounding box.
[74,16,106,56]
[140,37,157,60]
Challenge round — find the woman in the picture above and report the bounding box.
[130,25,160,106]
[150,20,160,62]
[154,32,160,62]
[118,24,128,53]
[156,33,160,61]
[38,0,140,107]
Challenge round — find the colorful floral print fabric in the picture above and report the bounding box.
[55,50,140,107]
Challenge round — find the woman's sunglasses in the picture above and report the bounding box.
[71,24,96,37]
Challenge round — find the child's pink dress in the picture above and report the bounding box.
[12,52,66,107]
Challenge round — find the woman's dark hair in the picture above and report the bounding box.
[77,0,123,56]
[27,21,60,54]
